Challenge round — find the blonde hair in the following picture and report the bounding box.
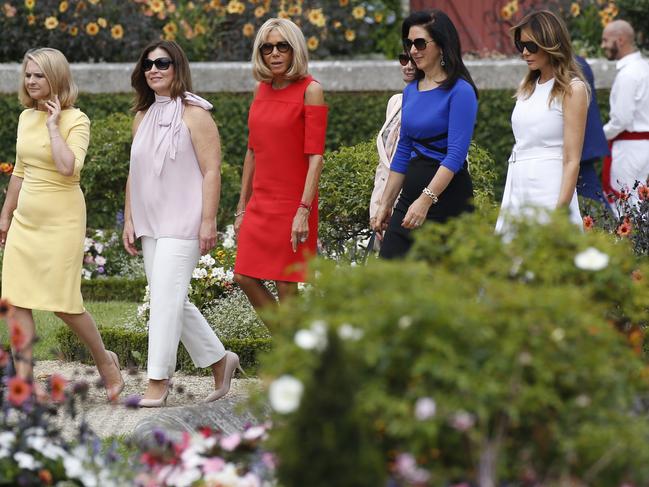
[251,18,309,82]
[512,10,588,106]
[19,48,78,109]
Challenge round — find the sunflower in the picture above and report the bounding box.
[97,17,107,28]
[111,24,124,40]
[24,0,35,9]
[59,1,68,13]
[85,21,99,35]
[306,36,319,51]
[344,29,356,42]
[44,16,59,30]
[242,22,255,37]
[351,5,365,20]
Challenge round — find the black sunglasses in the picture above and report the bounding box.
[259,41,292,55]
[403,38,435,51]
[398,53,411,66]
[142,57,174,72]
[515,40,539,54]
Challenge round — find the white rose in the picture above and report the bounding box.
[574,247,609,271]
[269,375,304,414]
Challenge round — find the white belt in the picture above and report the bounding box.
[509,147,563,163]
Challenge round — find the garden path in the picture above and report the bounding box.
[34,360,259,440]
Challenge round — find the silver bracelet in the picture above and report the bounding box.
[234,210,245,217]
[422,187,438,204]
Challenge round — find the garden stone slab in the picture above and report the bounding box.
[133,396,271,446]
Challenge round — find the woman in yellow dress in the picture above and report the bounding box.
[0,48,124,401]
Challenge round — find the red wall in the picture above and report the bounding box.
[409,0,514,54]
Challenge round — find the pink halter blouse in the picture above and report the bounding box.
[129,92,212,240]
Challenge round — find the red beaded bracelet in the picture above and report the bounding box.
[298,201,311,212]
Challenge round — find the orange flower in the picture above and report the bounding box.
[38,470,53,486]
[209,0,221,7]
[194,22,206,35]
[8,377,32,407]
[637,184,649,200]
[86,22,99,35]
[339,0,348,6]
[374,12,384,23]
[27,14,36,25]
[69,25,79,36]
[632,269,643,282]
[59,1,68,13]
[111,24,123,40]
[570,2,580,16]
[582,215,594,230]
[163,21,178,35]
[616,219,632,237]
[242,22,255,37]
[288,5,301,15]
[49,374,67,403]
[0,163,13,174]
[307,36,319,51]
[345,29,356,42]
[44,16,59,30]
[9,321,27,350]
[628,327,644,355]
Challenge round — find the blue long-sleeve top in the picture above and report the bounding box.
[390,78,478,174]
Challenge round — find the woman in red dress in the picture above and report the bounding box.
[234,18,328,321]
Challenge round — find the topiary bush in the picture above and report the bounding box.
[257,210,649,485]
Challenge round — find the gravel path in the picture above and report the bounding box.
[34,360,258,439]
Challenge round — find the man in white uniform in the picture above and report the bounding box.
[600,20,649,214]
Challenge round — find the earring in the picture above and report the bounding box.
[441,58,446,67]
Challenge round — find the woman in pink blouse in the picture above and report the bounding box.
[123,41,239,407]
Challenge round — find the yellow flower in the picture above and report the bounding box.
[24,0,35,9]
[288,4,301,15]
[59,1,68,13]
[345,29,355,42]
[185,1,193,10]
[163,21,178,38]
[306,35,319,51]
[111,24,124,39]
[570,2,580,16]
[308,8,324,26]
[149,0,164,13]
[209,0,221,8]
[226,0,244,14]
[501,5,512,20]
[44,16,59,29]
[69,25,78,36]
[333,20,341,29]
[339,0,348,6]
[242,22,255,37]
[97,17,107,28]
[85,21,99,35]
[254,5,265,17]
[195,22,206,35]
[278,9,289,19]
[351,5,365,20]
[374,12,383,23]
[88,0,99,4]
[607,3,619,17]
[27,14,36,25]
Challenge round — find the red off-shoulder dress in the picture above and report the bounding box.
[234,75,328,282]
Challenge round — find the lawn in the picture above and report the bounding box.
[1,301,137,360]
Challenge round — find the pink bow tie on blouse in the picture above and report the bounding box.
[150,92,213,175]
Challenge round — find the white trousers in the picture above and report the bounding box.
[142,237,226,380]
[610,140,649,216]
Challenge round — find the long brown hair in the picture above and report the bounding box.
[131,40,192,112]
[512,10,587,105]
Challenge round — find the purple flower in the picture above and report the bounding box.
[123,395,141,409]
[153,428,167,445]
[97,266,105,274]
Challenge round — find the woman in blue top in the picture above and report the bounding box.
[372,10,478,259]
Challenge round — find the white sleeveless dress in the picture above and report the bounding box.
[495,78,581,234]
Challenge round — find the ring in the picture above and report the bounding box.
[300,237,307,242]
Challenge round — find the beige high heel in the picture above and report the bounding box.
[204,351,245,403]
[105,350,125,403]
[138,379,172,408]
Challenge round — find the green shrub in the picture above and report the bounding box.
[81,277,146,302]
[618,0,649,50]
[258,211,649,485]
[55,325,271,374]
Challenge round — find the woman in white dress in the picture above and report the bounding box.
[496,10,588,234]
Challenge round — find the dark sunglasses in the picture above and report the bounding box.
[259,41,292,55]
[403,38,434,51]
[398,53,411,66]
[515,40,539,54]
[142,57,174,71]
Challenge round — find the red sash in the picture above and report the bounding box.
[602,131,649,201]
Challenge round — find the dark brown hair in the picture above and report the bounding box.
[131,40,192,112]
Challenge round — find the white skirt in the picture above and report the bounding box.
[495,148,581,235]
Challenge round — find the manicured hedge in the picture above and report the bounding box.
[55,325,271,375]
[80,277,146,302]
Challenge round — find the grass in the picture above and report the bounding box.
[1,301,137,360]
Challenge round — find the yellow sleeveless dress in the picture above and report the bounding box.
[2,108,90,313]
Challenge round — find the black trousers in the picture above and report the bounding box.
[380,156,474,260]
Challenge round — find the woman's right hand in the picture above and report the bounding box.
[372,205,391,237]
[0,216,10,247]
[122,219,138,256]
[234,213,244,238]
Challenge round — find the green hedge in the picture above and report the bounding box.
[80,277,146,302]
[55,325,271,375]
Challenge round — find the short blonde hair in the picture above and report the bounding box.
[251,18,309,82]
[19,48,78,109]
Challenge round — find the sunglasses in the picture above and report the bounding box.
[142,57,174,72]
[515,40,539,54]
[403,38,435,51]
[259,41,292,55]
[398,53,411,66]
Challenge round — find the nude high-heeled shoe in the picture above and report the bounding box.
[204,351,245,403]
[105,350,125,403]
[138,379,172,408]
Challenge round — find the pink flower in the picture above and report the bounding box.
[202,457,226,473]
[8,377,32,407]
[450,410,476,431]
[220,433,241,451]
[9,321,27,350]
[242,425,266,441]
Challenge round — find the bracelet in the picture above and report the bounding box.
[234,210,245,217]
[422,187,439,204]
[298,201,311,212]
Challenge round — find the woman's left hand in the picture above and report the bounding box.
[291,207,310,253]
[199,219,217,255]
[45,95,61,130]
[402,195,431,229]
